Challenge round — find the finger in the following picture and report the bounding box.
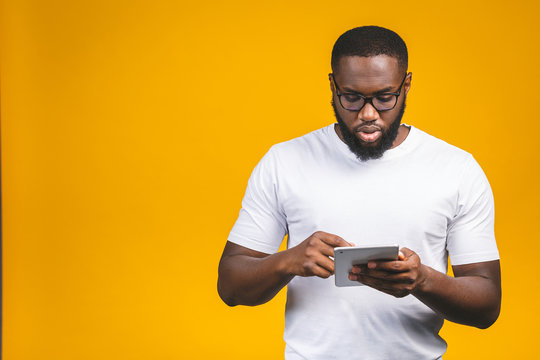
[312,264,333,279]
[399,247,415,258]
[353,273,412,294]
[351,264,367,274]
[315,255,336,274]
[367,259,408,273]
[306,237,344,259]
[320,243,340,258]
[313,231,353,248]
[359,269,415,284]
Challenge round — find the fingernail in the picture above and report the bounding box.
[368,262,376,269]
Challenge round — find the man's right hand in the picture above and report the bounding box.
[218,231,351,306]
[285,231,353,278]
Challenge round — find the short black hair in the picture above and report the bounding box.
[331,26,408,73]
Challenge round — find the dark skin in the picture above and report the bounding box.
[218,55,501,329]
[349,248,501,329]
[218,232,353,306]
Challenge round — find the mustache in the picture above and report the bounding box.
[354,124,382,133]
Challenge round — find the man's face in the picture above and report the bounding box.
[330,55,411,161]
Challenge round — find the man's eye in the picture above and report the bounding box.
[343,94,362,102]
[375,95,395,103]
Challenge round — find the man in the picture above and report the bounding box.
[218,26,501,360]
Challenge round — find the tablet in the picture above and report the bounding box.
[334,245,399,287]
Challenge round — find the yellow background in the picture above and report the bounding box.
[1,0,539,358]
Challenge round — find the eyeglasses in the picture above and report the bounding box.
[330,73,409,112]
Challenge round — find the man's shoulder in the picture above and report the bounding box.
[268,124,334,157]
[412,126,473,162]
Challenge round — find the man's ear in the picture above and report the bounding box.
[404,72,412,95]
[329,73,336,93]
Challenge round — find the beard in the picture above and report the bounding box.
[332,99,406,161]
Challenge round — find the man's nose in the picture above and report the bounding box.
[358,101,379,122]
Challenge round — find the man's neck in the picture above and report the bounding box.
[391,124,410,149]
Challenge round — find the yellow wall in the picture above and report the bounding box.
[1,0,539,358]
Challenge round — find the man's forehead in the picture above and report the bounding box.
[334,55,402,89]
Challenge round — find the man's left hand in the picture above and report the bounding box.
[348,247,428,298]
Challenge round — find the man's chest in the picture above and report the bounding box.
[279,160,459,252]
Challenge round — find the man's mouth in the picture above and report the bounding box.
[356,126,382,143]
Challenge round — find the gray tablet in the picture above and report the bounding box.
[334,245,399,287]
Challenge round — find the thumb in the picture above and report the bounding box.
[399,247,414,259]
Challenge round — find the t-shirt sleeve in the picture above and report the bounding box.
[227,147,288,254]
[446,155,500,265]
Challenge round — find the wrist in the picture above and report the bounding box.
[276,248,296,277]
[413,264,431,296]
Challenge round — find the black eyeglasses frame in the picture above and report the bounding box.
[330,72,410,112]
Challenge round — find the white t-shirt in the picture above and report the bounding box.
[228,124,499,360]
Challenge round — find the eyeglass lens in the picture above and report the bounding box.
[340,94,398,111]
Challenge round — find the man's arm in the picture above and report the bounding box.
[349,248,501,329]
[217,232,352,307]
